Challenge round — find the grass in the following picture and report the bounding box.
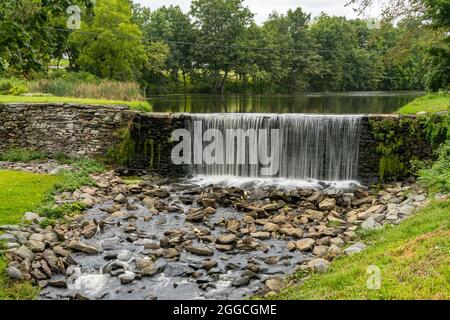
[0,149,47,162]
[397,93,450,114]
[0,95,152,112]
[0,171,60,225]
[0,170,60,300]
[274,200,450,300]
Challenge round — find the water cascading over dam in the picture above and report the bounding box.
[187,114,363,182]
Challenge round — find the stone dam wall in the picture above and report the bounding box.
[0,103,434,184]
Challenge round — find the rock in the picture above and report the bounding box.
[414,194,426,202]
[216,233,237,244]
[265,278,284,292]
[232,276,251,287]
[148,189,170,198]
[0,233,16,242]
[81,224,98,239]
[307,258,330,273]
[201,260,218,270]
[185,245,214,256]
[81,197,94,208]
[201,198,216,208]
[250,231,271,239]
[352,196,374,206]
[344,242,366,255]
[185,211,204,223]
[136,259,158,277]
[357,205,386,220]
[329,237,345,248]
[114,193,127,204]
[163,248,180,259]
[53,245,70,258]
[327,244,342,257]
[29,233,45,242]
[31,268,47,280]
[312,245,329,257]
[119,271,136,284]
[15,245,34,261]
[22,212,40,223]
[26,240,45,252]
[272,215,287,224]
[307,191,324,204]
[204,207,216,215]
[361,219,382,231]
[263,222,278,232]
[68,241,99,255]
[215,244,234,251]
[399,204,415,215]
[48,278,68,288]
[318,198,336,211]
[287,241,296,251]
[7,266,23,280]
[304,209,324,221]
[280,227,303,238]
[295,238,315,251]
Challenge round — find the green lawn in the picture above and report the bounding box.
[0,95,151,112]
[397,93,450,114]
[0,170,60,300]
[274,200,450,300]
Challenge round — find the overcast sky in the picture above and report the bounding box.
[134,0,382,24]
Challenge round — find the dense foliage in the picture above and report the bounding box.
[0,0,448,94]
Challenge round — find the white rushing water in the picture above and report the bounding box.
[186,113,362,182]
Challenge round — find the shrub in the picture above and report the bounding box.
[29,72,145,101]
[418,141,450,193]
[0,148,47,162]
[0,78,28,95]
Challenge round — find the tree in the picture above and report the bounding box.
[142,6,196,89]
[0,0,95,77]
[350,0,449,91]
[190,0,254,93]
[69,0,148,81]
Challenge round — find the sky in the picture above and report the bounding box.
[134,0,383,24]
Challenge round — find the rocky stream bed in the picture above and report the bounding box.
[0,161,431,300]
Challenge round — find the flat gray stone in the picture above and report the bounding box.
[361,219,381,231]
[7,266,23,280]
[344,242,366,255]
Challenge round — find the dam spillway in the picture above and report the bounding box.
[186,114,362,182]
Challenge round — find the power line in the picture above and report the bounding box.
[45,27,382,54]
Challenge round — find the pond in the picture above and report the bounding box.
[149,91,423,114]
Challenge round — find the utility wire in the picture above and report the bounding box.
[45,27,382,54]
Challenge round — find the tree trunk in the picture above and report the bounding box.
[219,70,229,95]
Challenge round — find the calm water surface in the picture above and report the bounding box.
[149,91,423,114]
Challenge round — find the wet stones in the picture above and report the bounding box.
[68,241,100,255]
[185,209,205,223]
[185,245,214,256]
[216,233,237,245]
[279,227,303,238]
[114,193,128,204]
[318,198,336,211]
[295,238,315,251]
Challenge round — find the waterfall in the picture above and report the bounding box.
[186,113,362,182]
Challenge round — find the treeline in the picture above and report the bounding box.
[0,0,448,95]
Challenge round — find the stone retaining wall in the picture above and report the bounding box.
[0,103,435,184]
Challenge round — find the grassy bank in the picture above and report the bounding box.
[397,93,450,114]
[0,170,60,300]
[0,95,151,112]
[274,200,450,300]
